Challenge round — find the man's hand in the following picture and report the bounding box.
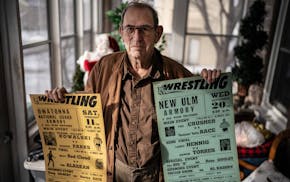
[45,87,68,102]
[201,69,221,84]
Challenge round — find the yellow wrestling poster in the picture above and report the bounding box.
[30,94,107,182]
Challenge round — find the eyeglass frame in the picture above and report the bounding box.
[120,25,156,36]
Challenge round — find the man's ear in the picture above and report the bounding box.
[155,25,163,43]
[119,26,124,39]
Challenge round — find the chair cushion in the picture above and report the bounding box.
[238,138,274,158]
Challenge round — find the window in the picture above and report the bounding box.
[261,0,289,133]
[19,0,51,127]
[60,0,76,90]
[60,0,75,37]
[23,45,51,101]
[61,37,76,89]
[185,0,245,72]
[18,0,99,141]
[83,0,93,51]
[153,0,174,56]
[187,37,200,65]
[136,0,245,73]
[269,1,290,116]
[19,0,49,45]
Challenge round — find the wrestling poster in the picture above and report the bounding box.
[153,73,240,182]
[30,94,107,182]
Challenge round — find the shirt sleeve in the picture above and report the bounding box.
[85,61,101,93]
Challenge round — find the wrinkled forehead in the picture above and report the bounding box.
[123,7,154,26]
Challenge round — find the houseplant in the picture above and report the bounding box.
[232,0,268,96]
[106,2,128,51]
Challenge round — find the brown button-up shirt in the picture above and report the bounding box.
[116,54,161,168]
[85,49,193,181]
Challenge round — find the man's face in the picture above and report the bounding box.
[120,7,163,60]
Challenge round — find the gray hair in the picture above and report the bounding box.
[120,1,159,28]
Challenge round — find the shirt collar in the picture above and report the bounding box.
[122,50,162,81]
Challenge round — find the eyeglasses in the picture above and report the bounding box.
[122,25,155,36]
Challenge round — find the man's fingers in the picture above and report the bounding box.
[45,87,67,101]
[211,69,220,81]
[57,87,67,101]
[201,69,221,84]
[207,70,213,83]
[52,87,60,101]
[45,89,54,100]
[201,68,208,80]
[45,90,49,97]
[217,70,221,78]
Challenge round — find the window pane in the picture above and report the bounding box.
[158,33,172,58]
[187,38,200,65]
[83,31,92,51]
[19,0,48,45]
[23,45,51,103]
[60,0,75,36]
[187,0,244,35]
[270,5,290,116]
[61,38,76,90]
[83,0,91,31]
[270,50,290,116]
[154,0,174,33]
[184,35,238,73]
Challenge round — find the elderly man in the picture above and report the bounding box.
[46,2,220,181]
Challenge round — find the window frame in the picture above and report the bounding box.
[17,0,103,154]
[261,0,289,134]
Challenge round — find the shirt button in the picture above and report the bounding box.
[130,141,134,145]
[132,121,136,125]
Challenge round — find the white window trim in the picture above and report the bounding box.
[261,0,289,134]
[171,0,188,63]
[49,0,62,87]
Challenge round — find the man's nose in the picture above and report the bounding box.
[131,28,144,40]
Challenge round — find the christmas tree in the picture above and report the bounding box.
[232,0,268,88]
